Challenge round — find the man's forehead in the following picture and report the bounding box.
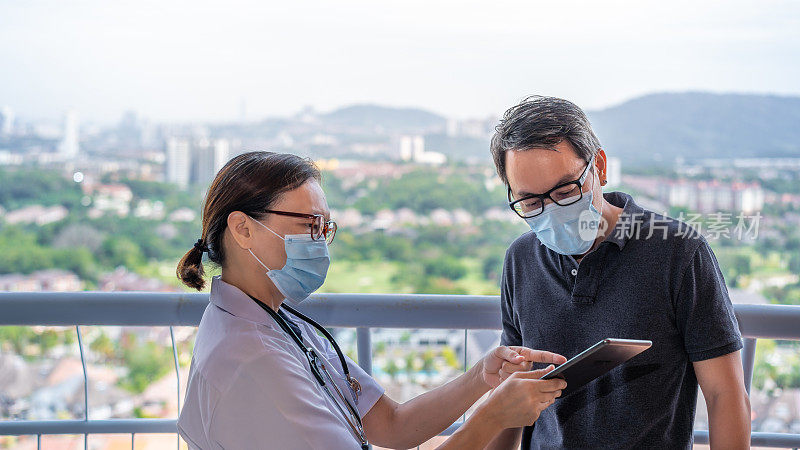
[506,148,586,195]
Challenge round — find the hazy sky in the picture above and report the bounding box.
[1,0,799,124]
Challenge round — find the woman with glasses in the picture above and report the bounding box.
[176,152,567,450]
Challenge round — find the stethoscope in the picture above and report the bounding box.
[247,294,369,450]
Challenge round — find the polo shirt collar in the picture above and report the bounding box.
[601,191,649,250]
[208,275,278,326]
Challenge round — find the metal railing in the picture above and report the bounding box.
[1,292,799,448]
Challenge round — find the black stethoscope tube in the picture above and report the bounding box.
[247,294,369,450]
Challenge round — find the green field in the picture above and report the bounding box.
[321,258,500,295]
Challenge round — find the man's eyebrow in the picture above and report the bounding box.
[515,168,584,197]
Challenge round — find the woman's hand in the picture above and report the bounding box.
[480,346,567,388]
[477,366,567,430]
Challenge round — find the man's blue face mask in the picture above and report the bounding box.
[247,216,331,305]
[523,157,603,256]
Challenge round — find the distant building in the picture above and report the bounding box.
[168,207,197,222]
[606,156,622,187]
[484,207,518,223]
[58,110,79,159]
[658,180,764,213]
[165,137,192,189]
[728,289,768,305]
[165,137,230,189]
[334,208,364,228]
[399,135,446,165]
[446,118,459,137]
[91,184,134,217]
[0,150,23,165]
[400,135,424,161]
[99,267,181,292]
[31,270,82,291]
[4,205,68,226]
[0,274,40,291]
[0,270,81,291]
[699,157,800,170]
[445,117,495,139]
[0,106,14,136]
[117,110,144,148]
[414,151,446,165]
[373,209,396,230]
[458,119,491,139]
[732,182,766,214]
[193,138,230,186]
[133,199,165,220]
[430,209,452,227]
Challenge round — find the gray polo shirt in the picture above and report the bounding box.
[500,191,742,450]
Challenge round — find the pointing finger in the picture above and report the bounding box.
[513,347,567,365]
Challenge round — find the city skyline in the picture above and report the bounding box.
[1,0,799,124]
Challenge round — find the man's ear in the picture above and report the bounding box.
[227,211,253,250]
[595,149,608,186]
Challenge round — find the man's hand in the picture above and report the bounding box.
[481,346,567,388]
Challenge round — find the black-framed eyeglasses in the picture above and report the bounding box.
[507,157,594,219]
[263,210,338,244]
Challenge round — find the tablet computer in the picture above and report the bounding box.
[539,338,652,397]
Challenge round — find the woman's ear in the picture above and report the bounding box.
[227,211,253,250]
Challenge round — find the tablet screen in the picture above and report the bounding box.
[539,338,652,397]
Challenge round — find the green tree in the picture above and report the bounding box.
[0,168,83,210]
[118,338,174,394]
[423,256,467,281]
[732,254,752,277]
[482,253,504,282]
[100,237,145,269]
[421,350,436,373]
[384,358,400,380]
[442,347,460,370]
[90,330,116,360]
[788,253,800,276]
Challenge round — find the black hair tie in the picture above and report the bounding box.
[194,239,208,253]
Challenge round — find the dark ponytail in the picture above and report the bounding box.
[177,239,208,290]
[176,152,320,290]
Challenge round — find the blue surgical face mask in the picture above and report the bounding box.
[247,216,331,305]
[524,159,604,256]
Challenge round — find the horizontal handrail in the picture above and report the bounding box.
[1,292,799,447]
[0,419,176,435]
[1,292,799,337]
[3,419,800,448]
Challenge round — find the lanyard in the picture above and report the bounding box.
[247,294,369,450]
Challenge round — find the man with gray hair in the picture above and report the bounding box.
[486,96,750,449]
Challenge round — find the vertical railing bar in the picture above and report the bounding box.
[356,327,372,375]
[170,326,181,450]
[357,327,372,449]
[75,325,89,420]
[463,330,468,373]
[131,432,135,450]
[742,337,757,394]
[37,433,41,450]
[170,326,181,415]
[76,325,89,450]
[462,329,468,423]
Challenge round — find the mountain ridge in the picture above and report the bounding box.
[321,92,800,164]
